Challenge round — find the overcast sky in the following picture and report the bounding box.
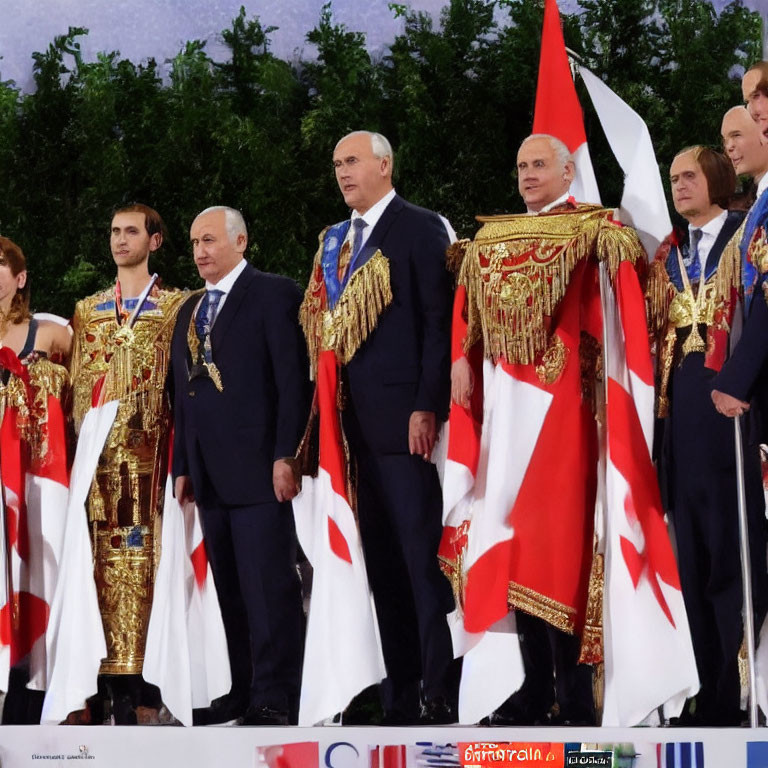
[0,0,764,92]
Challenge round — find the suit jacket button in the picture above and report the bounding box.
[189,390,196,397]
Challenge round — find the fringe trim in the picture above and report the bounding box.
[299,228,328,381]
[459,206,643,365]
[446,239,469,279]
[646,257,674,342]
[321,251,393,366]
[595,217,641,281]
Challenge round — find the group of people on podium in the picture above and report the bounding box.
[2,58,768,730]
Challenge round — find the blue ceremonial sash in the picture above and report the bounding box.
[740,188,768,313]
[321,219,382,310]
[665,242,688,292]
[321,220,352,310]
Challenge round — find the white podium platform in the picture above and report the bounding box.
[1,725,766,768]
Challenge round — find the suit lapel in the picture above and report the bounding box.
[353,194,403,271]
[211,263,256,346]
[703,211,745,281]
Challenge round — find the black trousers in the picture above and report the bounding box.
[512,611,594,722]
[345,414,455,716]
[669,356,768,724]
[198,495,304,716]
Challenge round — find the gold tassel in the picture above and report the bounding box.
[459,206,625,365]
[299,227,330,381]
[445,239,469,278]
[322,251,393,365]
[646,258,675,341]
[595,219,641,282]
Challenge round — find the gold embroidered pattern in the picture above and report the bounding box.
[579,331,602,415]
[579,552,604,665]
[0,355,69,468]
[460,205,643,366]
[94,525,154,675]
[647,227,741,416]
[751,226,768,274]
[26,356,69,466]
[535,334,568,385]
[70,285,184,675]
[508,580,576,634]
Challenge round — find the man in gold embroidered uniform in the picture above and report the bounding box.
[447,134,647,725]
[646,146,767,725]
[69,203,185,723]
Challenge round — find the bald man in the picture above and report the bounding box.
[712,107,768,418]
[447,134,651,725]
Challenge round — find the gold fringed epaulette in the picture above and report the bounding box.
[299,228,329,380]
[27,357,69,465]
[713,225,742,305]
[595,218,643,282]
[446,239,469,279]
[324,251,392,365]
[645,258,674,341]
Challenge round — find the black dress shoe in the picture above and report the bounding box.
[341,684,383,725]
[485,695,552,726]
[238,704,289,726]
[193,692,248,726]
[381,709,419,726]
[112,693,138,726]
[420,696,456,725]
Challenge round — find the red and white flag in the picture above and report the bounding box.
[600,261,698,726]
[41,389,115,723]
[292,349,385,726]
[437,287,525,725]
[533,0,601,205]
[0,352,69,693]
[143,467,230,726]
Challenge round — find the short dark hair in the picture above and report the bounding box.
[746,61,768,99]
[674,145,735,209]
[112,203,166,240]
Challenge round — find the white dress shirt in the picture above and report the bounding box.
[529,191,571,215]
[204,257,247,322]
[688,209,727,276]
[757,171,768,200]
[347,188,397,251]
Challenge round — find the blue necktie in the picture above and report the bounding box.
[195,289,223,341]
[351,217,368,262]
[687,228,702,283]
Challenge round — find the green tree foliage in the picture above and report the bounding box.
[0,0,760,316]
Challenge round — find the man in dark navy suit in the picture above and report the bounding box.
[303,131,455,724]
[171,206,310,725]
[647,145,765,725]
